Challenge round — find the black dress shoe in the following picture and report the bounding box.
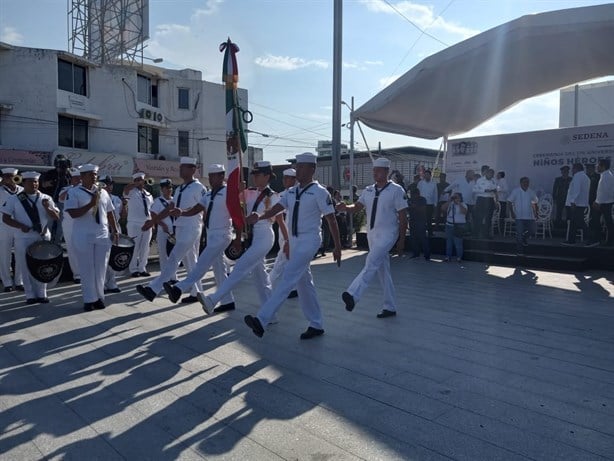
[181,295,199,304]
[15,285,24,292]
[37,297,50,304]
[104,288,121,294]
[213,302,236,313]
[342,291,355,312]
[136,284,156,302]
[3,286,14,293]
[131,272,141,278]
[93,299,106,310]
[287,290,298,299]
[73,279,81,284]
[26,298,38,305]
[169,280,179,285]
[376,309,397,319]
[163,282,182,303]
[244,315,264,338]
[140,271,151,277]
[300,327,325,340]
[83,303,94,312]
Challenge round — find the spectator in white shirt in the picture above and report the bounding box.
[563,163,591,246]
[444,170,476,230]
[507,177,538,254]
[590,158,614,246]
[473,168,497,239]
[417,169,438,237]
[496,171,509,234]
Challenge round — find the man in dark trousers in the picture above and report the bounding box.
[552,165,572,227]
[408,186,430,260]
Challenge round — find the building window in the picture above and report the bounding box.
[178,88,190,110]
[58,115,88,149]
[178,131,189,156]
[138,125,159,155]
[58,59,87,96]
[137,74,158,107]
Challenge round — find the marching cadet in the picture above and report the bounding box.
[268,167,298,298]
[58,167,82,284]
[162,164,236,311]
[123,172,154,277]
[0,167,24,292]
[197,160,288,314]
[1,171,60,304]
[243,152,342,340]
[149,178,177,284]
[136,157,206,303]
[100,174,123,293]
[337,158,408,319]
[64,164,120,312]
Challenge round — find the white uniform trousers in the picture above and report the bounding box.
[208,226,274,306]
[257,233,323,330]
[73,234,111,304]
[149,224,202,296]
[127,222,152,273]
[346,230,398,311]
[62,219,80,280]
[104,266,118,290]
[156,228,177,281]
[14,234,47,299]
[0,233,22,288]
[176,229,234,305]
[268,233,287,283]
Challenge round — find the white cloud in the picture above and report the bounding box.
[360,0,478,39]
[194,0,224,18]
[1,26,24,45]
[254,54,328,71]
[343,60,385,70]
[379,74,401,88]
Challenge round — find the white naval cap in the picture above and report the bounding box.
[283,168,296,177]
[21,171,41,181]
[250,160,273,175]
[207,164,225,174]
[295,152,317,164]
[160,178,173,187]
[68,167,80,176]
[180,157,198,166]
[79,163,99,174]
[132,172,146,180]
[1,167,18,176]
[373,158,391,169]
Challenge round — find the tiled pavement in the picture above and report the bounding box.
[1,251,613,460]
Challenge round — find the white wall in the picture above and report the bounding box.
[560,81,614,128]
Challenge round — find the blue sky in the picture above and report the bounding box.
[1,0,612,164]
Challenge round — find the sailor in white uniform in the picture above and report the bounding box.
[199,161,288,314]
[162,163,235,310]
[1,171,60,304]
[149,178,177,284]
[338,158,408,318]
[123,172,154,276]
[58,167,82,284]
[137,157,206,303]
[0,168,24,292]
[268,168,297,290]
[100,174,123,293]
[64,164,120,311]
[243,152,342,340]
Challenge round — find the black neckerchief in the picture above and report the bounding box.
[291,182,316,236]
[370,181,392,229]
[176,179,196,208]
[17,191,42,233]
[251,186,273,213]
[159,196,175,225]
[205,186,226,229]
[2,185,18,195]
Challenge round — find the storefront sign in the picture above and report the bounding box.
[0,149,50,166]
[134,158,201,179]
[55,151,134,178]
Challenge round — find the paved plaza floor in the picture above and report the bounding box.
[1,250,613,460]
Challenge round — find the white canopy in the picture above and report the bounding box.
[354,4,614,140]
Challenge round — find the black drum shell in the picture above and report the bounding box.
[26,240,64,283]
[109,235,135,271]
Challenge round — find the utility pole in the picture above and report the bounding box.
[331,0,342,191]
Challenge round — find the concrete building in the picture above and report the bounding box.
[559,80,614,128]
[316,140,348,157]
[0,42,248,183]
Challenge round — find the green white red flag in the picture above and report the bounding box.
[220,37,246,230]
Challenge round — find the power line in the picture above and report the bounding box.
[382,0,449,47]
